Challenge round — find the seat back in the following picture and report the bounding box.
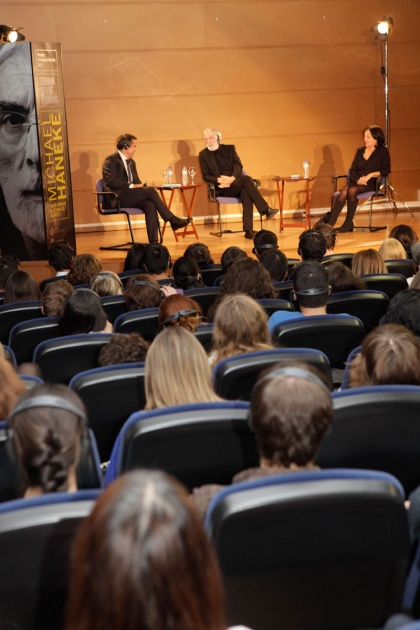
[33,333,113,384]
[272,315,366,369]
[213,348,333,400]
[385,259,416,278]
[194,323,214,351]
[361,273,408,299]
[199,264,223,287]
[273,279,294,300]
[206,470,409,630]
[113,307,160,341]
[9,317,59,365]
[105,402,258,491]
[326,290,389,332]
[256,298,295,317]
[316,386,420,494]
[101,294,127,323]
[0,490,100,629]
[184,287,221,316]
[322,253,354,269]
[69,363,146,462]
[0,301,43,345]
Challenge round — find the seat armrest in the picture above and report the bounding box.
[94,190,121,212]
[332,174,348,191]
[207,182,217,202]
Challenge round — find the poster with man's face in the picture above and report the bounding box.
[0,42,46,260]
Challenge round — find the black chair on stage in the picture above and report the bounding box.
[101,294,127,323]
[104,402,257,491]
[33,333,113,384]
[322,252,354,269]
[8,317,59,365]
[256,298,295,317]
[272,314,366,369]
[205,469,409,630]
[326,289,389,332]
[316,385,420,495]
[69,362,146,462]
[361,273,408,299]
[0,490,101,629]
[385,259,416,278]
[199,264,223,287]
[0,301,43,345]
[184,287,220,316]
[213,348,333,401]
[113,307,160,341]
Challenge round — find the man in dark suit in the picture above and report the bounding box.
[103,134,191,243]
[199,128,278,239]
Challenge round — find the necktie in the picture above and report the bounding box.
[126,159,133,185]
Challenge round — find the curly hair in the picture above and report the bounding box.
[124,274,162,311]
[41,280,74,317]
[67,254,102,286]
[98,333,149,366]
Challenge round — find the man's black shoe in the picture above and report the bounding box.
[265,207,279,220]
[170,217,191,231]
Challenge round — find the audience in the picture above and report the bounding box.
[0,358,26,420]
[124,275,163,311]
[184,242,214,267]
[67,254,102,286]
[143,244,173,280]
[408,242,420,286]
[65,470,228,630]
[379,238,408,261]
[4,270,40,304]
[347,324,420,388]
[41,279,74,317]
[209,294,273,366]
[58,289,112,336]
[381,289,420,337]
[158,294,202,332]
[312,221,337,255]
[90,271,123,297]
[123,243,147,272]
[48,241,75,276]
[145,327,221,409]
[172,256,204,291]
[259,248,288,282]
[98,332,149,366]
[7,383,86,497]
[326,262,367,292]
[389,224,418,259]
[297,229,327,262]
[352,248,387,276]
[252,229,278,259]
[192,361,333,518]
[220,246,248,275]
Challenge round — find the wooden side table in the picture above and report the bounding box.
[273,176,315,232]
[156,184,201,242]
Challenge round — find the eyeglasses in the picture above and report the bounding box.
[0,111,38,143]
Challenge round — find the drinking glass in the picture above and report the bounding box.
[188,167,197,185]
[167,166,173,185]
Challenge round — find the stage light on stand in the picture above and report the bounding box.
[0,25,25,44]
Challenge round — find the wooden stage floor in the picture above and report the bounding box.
[75,205,420,272]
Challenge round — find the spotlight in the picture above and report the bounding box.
[372,16,393,40]
[0,24,25,44]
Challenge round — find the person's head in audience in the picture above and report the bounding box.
[389,224,418,258]
[143,244,172,279]
[252,229,278,259]
[145,327,221,409]
[379,238,408,261]
[124,274,163,311]
[292,261,330,314]
[210,294,273,366]
[98,332,149,366]
[158,294,202,333]
[65,470,227,630]
[172,256,204,291]
[220,246,248,274]
[326,262,367,293]
[0,358,26,420]
[58,289,112,336]
[251,361,333,469]
[381,289,420,337]
[4,270,40,304]
[0,255,20,289]
[90,271,123,297]
[259,248,288,282]
[312,221,337,254]
[8,383,87,498]
[183,242,214,267]
[352,249,387,276]
[411,242,420,275]
[48,241,75,274]
[297,230,327,262]
[41,279,74,317]
[123,243,147,272]
[348,324,420,388]
[67,254,102,286]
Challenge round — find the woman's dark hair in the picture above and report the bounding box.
[364,125,385,147]
[8,383,86,495]
[4,270,40,304]
[124,274,162,311]
[220,246,248,273]
[389,225,418,258]
[382,289,420,337]
[58,289,108,336]
[326,262,367,292]
[184,242,214,267]
[67,254,102,286]
[172,257,204,291]
[65,470,226,630]
[123,243,148,272]
[48,241,75,272]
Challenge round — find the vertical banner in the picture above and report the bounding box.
[31,42,76,255]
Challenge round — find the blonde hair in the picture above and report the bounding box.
[90,271,123,297]
[352,249,387,276]
[0,358,26,420]
[145,327,222,409]
[210,294,273,365]
[379,238,408,261]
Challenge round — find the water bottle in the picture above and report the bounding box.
[181,165,188,186]
[167,166,173,185]
[302,160,310,178]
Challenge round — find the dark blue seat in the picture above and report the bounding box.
[113,307,159,341]
[9,316,59,365]
[0,301,43,345]
[326,289,389,332]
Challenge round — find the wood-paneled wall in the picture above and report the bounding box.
[3,0,420,232]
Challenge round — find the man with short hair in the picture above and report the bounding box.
[252,229,278,259]
[102,134,191,244]
[48,241,75,276]
[298,229,327,262]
